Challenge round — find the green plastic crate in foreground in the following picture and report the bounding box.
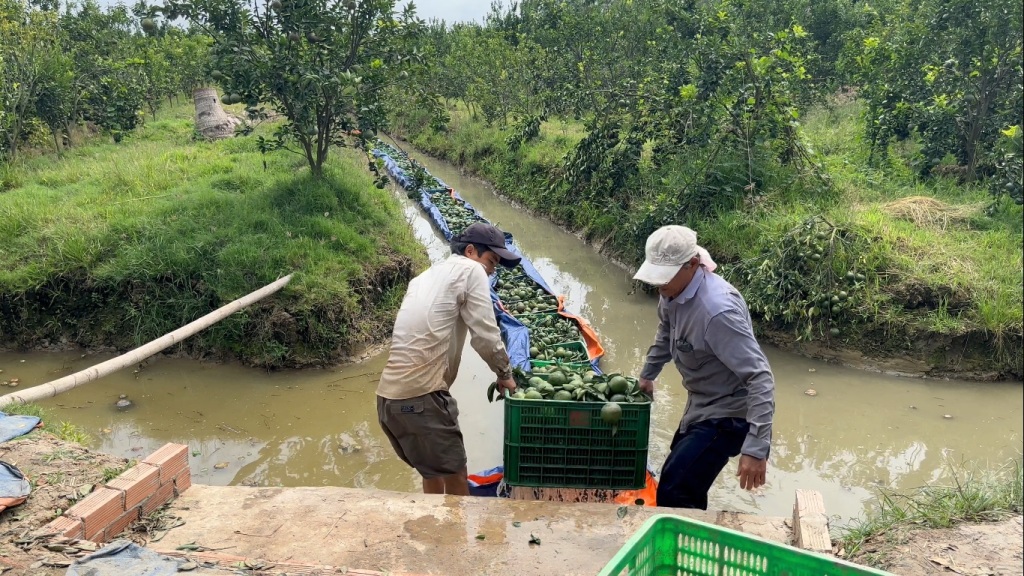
[503,391,650,489]
[599,515,893,576]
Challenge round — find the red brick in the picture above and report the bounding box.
[106,463,160,510]
[142,481,175,516]
[141,443,189,483]
[41,516,84,539]
[102,507,140,542]
[65,487,124,541]
[173,468,192,496]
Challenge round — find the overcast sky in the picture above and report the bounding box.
[408,0,489,24]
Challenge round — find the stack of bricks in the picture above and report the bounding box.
[42,443,191,543]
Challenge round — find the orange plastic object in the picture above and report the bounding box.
[468,470,503,486]
[613,470,658,507]
[556,296,606,361]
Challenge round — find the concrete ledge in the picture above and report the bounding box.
[39,443,190,543]
[157,484,793,576]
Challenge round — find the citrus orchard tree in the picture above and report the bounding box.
[162,0,432,177]
[1,0,59,160]
[846,0,1023,182]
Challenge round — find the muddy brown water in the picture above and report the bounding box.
[4,148,1021,527]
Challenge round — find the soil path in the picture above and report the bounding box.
[848,515,1023,575]
[0,434,127,575]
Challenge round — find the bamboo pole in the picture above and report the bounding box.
[0,274,294,408]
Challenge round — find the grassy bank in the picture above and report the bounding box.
[0,102,426,368]
[841,459,1023,567]
[3,402,91,444]
[391,100,1023,379]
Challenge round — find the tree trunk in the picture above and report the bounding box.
[315,129,329,174]
[963,84,993,184]
[62,122,74,148]
[5,134,16,162]
[193,87,241,140]
[300,135,319,176]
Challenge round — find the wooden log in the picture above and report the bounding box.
[0,274,293,408]
[793,489,832,554]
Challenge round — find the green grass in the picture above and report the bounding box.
[1,101,427,367]
[2,402,91,444]
[392,97,1024,378]
[802,101,1023,367]
[841,459,1023,567]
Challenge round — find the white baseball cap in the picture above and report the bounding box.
[633,225,702,286]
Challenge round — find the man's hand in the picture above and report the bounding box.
[736,455,767,490]
[496,377,516,394]
[638,378,655,400]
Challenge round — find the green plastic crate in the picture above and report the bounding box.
[503,391,651,489]
[506,298,560,315]
[598,514,893,576]
[518,311,580,332]
[529,339,590,364]
[520,316,570,336]
[529,358,597,372]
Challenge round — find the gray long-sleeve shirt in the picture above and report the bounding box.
[640,267,775,459]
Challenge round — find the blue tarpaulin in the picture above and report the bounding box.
[500,235,556,296]
[468,465,503,497]
[65,541,182,576]
[0,461,31,503]
[377,150,457,240]
[0,411,41,444]
[384,156,417,190]
[375,148,448,192]
[374,144,598,375]
[416,190,453,240]
[492,294,531,372]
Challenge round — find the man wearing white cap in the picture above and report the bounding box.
[633,225,775,509]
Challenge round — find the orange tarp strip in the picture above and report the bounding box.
[468,472,503,485]
[556,295,605,361]
[0,496,27,514]
[612,471,658,507]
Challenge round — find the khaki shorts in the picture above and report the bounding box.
[377,391,466,479]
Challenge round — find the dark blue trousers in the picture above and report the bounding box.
[656,417,749,509]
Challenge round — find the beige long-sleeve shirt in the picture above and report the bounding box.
[376,255,513,400]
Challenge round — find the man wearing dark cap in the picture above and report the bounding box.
[377,222,521,495]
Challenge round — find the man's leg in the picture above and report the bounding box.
[379,392,469,495]
[442,468,470,496]
[421,469,469,495]
[656,418,749,509]
[427,392,469,495]
[422,476,445,494]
